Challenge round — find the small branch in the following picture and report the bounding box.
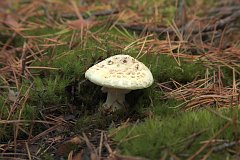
[91,9,119,17]
[208,6,240,16]
[212,140,240,152]
[201,10,240,33]
[117,10,240,35]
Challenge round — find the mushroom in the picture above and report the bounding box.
[85,54,153,112]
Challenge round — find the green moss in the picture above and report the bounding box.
[40,153,54,160]
[29,76,69,106]
[112,108,238,159]
[51,51,85,78]
[74,110,133,132]
[147,55,205,83]
[0,96,8,119]
[0,97,37,140]
[20,105,37,120]
[74,113,107,131]
[0,124,9,140]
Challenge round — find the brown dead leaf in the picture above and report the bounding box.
[90,152,98,160]
[72,151,83,160]
[69,136,82,144]
[46,135,63,143]
[67,18,97,29]
[8,89,18,102]
[56,136,82,156]
[87,4,112,12]
[68,150,74,160]
[117,10,140,22]
[4,14,22,28]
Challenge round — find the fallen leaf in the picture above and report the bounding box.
[73,151,83,160]
[68,150,74,160]
[46,135,63,143]
[117,10,140,22]
[90,152,98,160]
[67,18,97,29]
[4,14,22,28]
[56,136,82,156]
[8,89,18,102]
[69,136,82,144]
[87,4,112,11]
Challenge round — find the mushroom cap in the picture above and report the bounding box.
[85,54,153,90]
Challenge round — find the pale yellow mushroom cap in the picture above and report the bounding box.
[85,54,153,90]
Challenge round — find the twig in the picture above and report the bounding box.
[117,10,240,35]
[30,124,62,142]
[208,6,240,17]
[212,140,240,152]
[82,133,98,156]
[98,131,104,158]
[25,142,32,160]
[90,9,119,17]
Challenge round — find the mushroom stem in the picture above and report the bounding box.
[101,87,130,112]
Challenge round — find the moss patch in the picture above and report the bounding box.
[112,108,239,159]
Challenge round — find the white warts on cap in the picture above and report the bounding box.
[85,55,153,90]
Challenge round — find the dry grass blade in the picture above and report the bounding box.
[198,46,240,75]
[31,126,55,142]
[98,131,104,158]
[25,142,32,160]
[0,120,56,125]
[81,133,98,156]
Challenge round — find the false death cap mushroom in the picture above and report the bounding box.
[85,54,153,112]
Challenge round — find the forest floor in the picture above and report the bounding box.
[0,0,240,159]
